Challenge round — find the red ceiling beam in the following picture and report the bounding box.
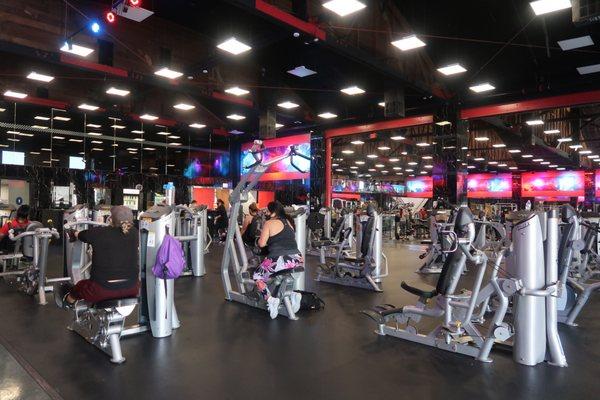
[255,0,327,40]
[4,95,69,110]
[460,90,600,120]
[324,115,434,139]
[60,54,128,78]
[211,91,254,107]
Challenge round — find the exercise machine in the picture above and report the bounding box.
[316,204,388,292]
[221,140,309,320]
[0,222,61,305]
[363,206,567,367]
[173,204,210,277]
[61,184,179,363]
[307,208,354,264]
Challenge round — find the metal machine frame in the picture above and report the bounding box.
[173,204,210,277]
[220,140,309,320]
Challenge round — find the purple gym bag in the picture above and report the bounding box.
[152,234,185,279]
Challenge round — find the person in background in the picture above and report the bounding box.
[254,201,302,319]
[0,205,31,247]
[214,199,229,241]
[55,206,140,307]
[241,202,260,246]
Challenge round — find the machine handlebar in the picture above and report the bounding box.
[63,220,109,230]
[9,228,59,241]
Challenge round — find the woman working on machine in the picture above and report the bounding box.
[55,206,140,307]
[254,201,302,319]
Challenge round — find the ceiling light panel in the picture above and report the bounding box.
[106,87,130,96]
[154,67,183,79]
[391,35,426,51]
[469,83,495,93]
[60,42,94,57]
[558,35,593,51]
[318,112,337,119]
[173,103,195,111]
[225,87,250,96]
[437,63,467,76]
[27,72,54,83]
[278,101,299,109]
[287,66,317,77]
[323,0,366,17]
[340,86,365,95]
[217,37,252,55]
[529,0,572,16]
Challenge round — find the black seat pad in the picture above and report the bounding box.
[94,297,139,308]
[400,281,437,299]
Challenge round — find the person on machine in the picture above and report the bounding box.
[55,206,140,307]
[241,202,260,246]
[254,201,302,319]
[0,204,31,251]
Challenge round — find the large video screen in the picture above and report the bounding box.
[521,171,584,198]
[467,173,513,199]
[241,134,311,181]
[596,171,600,198]
[406,176,433,198]
[184,152,231,181]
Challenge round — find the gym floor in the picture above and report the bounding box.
[0,242,599,400]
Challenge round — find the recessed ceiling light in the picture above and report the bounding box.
[34,116,49,121]
[391,35,426,51]
[469,83,495,93]
[106,87,130,96]
[340,86,365,95]
[391,135,405,140]
[557,167,566,170]
[508,149,521,153]
[492,143,506,148]
[69,138,83,143]
[437,63,467,76]
[31,125,47,129]
[355,161,366,165]
[435,121,451,126]
[131,130,144,134]
[60,42,94,57]
[488,161,498,165]
[225,87,250,96]
[91,140,103,144]
[7,138,20,142]
[189,123,206,129]
[27,72,54,83]
[170,142,182,146]
[350,166,358,169]
[509,166,518,170]
[4,90,27,99]
[140,114,159,121]
[474,137,489,141]
[588,155,599,159]
[318,112,337,119]
[541,161,551,165]
[416,142,430,147]
[323,0,366,17]
[227,114,245,120]
[342,149,354,154]
[408,161,418,165]
[88,132,102,136]
[393,167,402,170]
[86,123,101,128]
[174,103,195,111]
[53,116,71,121]
[558,35,593,51]
[569,144,583,149]
[367,154,377,158]
[287,66,317,78]
[134,138,145,142]
[157,131,170,136]
[110,125,126,129]
[53,136,65,140]
[375,164,385,168]
[389,158,399,162]
[522,154,533,158]
[474,157,485,161]
[78,103,99,111]
[278,101,299,109]
[577,64,600,75]
[168,135,181,139]
[401,151,408,155]
[557,137,572,142]
[526,119,544,126]
[467,165,476,169]
[91,148,103,151]
[351,140,364,145]
[533,158,544,162]
[276,123,284,129]
[405,168,414,172]
[154,67,183,79]
[549,164,558,168]
[529,0,572,16]
[217,37,252,55]
[378,146,390,150]
[544,129,560,134]
[579,150,592,154]
[368,168,376,172]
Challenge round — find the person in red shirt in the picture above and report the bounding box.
[0,205,30,241]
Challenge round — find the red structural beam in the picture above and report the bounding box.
[324,115,434,139]
[255,0,327,40]
[460,90,600,120]
[60,54,128,78]
[212,91,254,107]
[4,95,69,110]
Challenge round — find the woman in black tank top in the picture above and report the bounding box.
[253,201,303,319]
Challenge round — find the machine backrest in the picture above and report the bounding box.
[361,208,376,258]
[583,225,597,253]
[307,212,324,232]
[331,209,347,241]
[473,220,487,250]
[435,207,474,296]
[22,221,44,258]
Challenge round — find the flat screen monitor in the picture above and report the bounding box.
[521,171,584,198]
[2,151,24,166]
[467,173,513,199]
[69,156,85,170]
[406,176,433,198]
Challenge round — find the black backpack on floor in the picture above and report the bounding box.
[294,290,325,311]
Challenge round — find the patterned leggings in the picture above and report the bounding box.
[253,254,303,299]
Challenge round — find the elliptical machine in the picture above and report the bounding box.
[220,140,309,320]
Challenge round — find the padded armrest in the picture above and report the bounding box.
[400,281,437,299]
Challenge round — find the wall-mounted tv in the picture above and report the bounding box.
[2,151,24,166]
[241,134,310,181]
[521,171,584,198]
[467,173,513,199]
[406,176,433,198]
